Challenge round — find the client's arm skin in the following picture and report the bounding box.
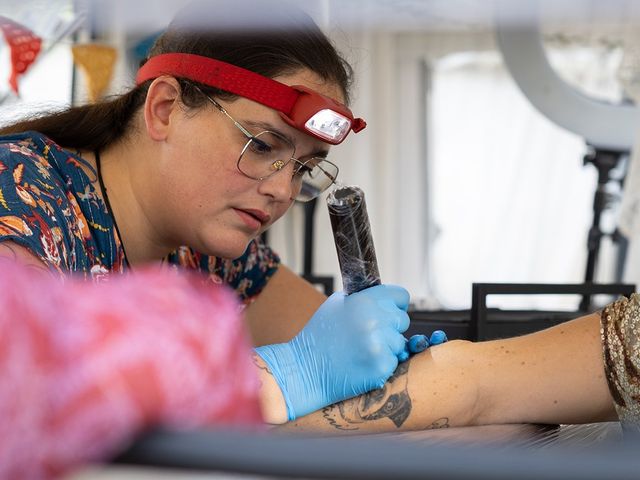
[281,313,618,433]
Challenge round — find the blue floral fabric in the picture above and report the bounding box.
[0,131,280,303]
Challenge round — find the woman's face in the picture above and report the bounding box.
[149,69,346,260]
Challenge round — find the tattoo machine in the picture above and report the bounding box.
[327,186,441,358]
[327,185,381,294]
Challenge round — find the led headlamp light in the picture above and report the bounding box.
[136,53,366,144]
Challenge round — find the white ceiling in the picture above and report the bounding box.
[324,0,640,31]
[1,0,639,42]
[1,0,625,32]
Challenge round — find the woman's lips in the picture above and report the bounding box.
[234,208,271,230]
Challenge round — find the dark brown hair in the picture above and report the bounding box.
[0,0,353,152]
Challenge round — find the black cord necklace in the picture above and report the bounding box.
[95,150,131,269]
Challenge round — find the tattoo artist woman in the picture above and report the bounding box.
[0,3,442,425]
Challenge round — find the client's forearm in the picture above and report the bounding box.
[281,340,480,434]
[280,313,617,434]
[472,313,616,425]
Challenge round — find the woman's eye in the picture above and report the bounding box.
[249,138,272,155]
[295,164,314,177]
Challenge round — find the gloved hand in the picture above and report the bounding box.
[255,284,410,421]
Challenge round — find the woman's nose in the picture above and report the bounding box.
[257,160,296,202]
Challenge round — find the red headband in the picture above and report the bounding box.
[136,53,366,144]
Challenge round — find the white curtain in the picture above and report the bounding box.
[430,51,592,309]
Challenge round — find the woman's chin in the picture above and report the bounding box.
[195,226,260,259]
[204,238,253,260]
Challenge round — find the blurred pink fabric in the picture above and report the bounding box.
[0,261,262,479]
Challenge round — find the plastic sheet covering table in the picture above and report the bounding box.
[87,421,640,480]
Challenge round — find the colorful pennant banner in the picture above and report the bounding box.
[0,16,42,95]
[72,43,117,102]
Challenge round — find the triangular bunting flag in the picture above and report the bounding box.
[72,43,117,102]
[0,16,42,95]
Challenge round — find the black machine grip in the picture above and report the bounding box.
[327,186,381,295]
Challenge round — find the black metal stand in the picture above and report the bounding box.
[302,197,317,277]
[579,146,629,311]
[301,198,334,295]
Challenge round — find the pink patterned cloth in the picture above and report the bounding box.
[0,261,262,479]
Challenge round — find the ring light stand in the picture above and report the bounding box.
[495,1,640,309]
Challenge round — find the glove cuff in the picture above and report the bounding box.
[254,344,299,421]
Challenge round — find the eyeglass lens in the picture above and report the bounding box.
[238,131,338,201]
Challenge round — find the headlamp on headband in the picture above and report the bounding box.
[285,84,366,144]
[307,110,351,142]
[136,53,366,145]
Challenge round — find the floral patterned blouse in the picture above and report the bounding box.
[0,131,280,304]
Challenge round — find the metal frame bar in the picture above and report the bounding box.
[471,282,635,341]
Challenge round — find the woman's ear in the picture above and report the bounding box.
[143,77,182,141]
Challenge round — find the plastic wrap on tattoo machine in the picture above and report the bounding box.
[327,185,381,295]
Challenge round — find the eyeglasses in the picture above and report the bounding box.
[198,89,340,202]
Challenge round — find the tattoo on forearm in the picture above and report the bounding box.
[251,353,273,392]
[252,353,273,375]
[425,417,449,429]
[322,361,413,431]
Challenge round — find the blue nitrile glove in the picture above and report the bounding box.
[255,284,410,421]
[399,330,449,360]
[429,330,448,346]
[398,338,411,362]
